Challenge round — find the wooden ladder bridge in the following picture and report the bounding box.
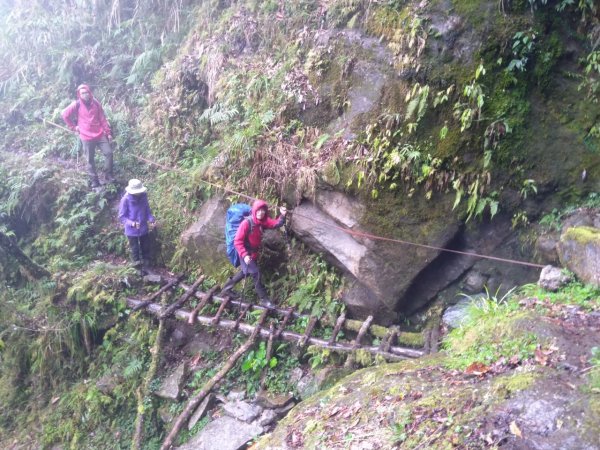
[127,274,426,361]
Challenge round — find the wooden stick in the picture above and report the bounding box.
[353,316,374,349]
[380,328,398,353]
[160,310,268,450]
[328,313,346,344]
[274,307,295,340]
[298,316,318,349]
[133,276,183,312]
[179,284,424,347]
[345,315,373,369]
[211,296,230,325]
[43,118,77,134]
[187,284,219,325]
[233,303,251,331]
[126,298,424,359]
[159,274,205,319]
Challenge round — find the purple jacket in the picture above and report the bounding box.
[118,193,155,237]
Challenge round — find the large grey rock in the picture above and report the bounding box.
[290,190,460,322]
[558,226,600,287]
[222,400,263,423]
[538,265,572,292]
[176,416,263,450]
[156,363,187,400]
[180,196,229,278]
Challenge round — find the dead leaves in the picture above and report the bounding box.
[509,420,523,438]
[465,362,490,376]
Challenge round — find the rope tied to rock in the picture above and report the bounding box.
[133,154,545,269]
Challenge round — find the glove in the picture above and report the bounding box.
[280,206,287,216]
[244,255,251,265]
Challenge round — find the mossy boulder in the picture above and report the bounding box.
[558,226,600,287]
[291,189,460,322]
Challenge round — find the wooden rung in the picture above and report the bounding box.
[274,307,295,340]
[297,316,318,349]
[352,315,373,349]
[132,275,184,311]
[233,303,251,331]
[211,296,230,325]
[380,328,398,353]
[160,274,205,319]
[328,313,346,344]
[188,285,219,324]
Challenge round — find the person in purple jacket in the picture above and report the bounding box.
[118,179,156,274]
[62,84,113,188]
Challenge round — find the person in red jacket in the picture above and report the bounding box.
[62,84,113,188]
[221,199,287,307]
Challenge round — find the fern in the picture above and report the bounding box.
[126,47,163,85]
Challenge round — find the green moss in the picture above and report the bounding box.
[450,0,498,28]
[533,32,564,89]
[563,226,600,246]
[443,306,540,370]
[365,5,406,40]
[492,372,538,398]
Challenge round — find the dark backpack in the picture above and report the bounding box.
[225,203,254,267]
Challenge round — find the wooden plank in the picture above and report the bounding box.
[159,274,205,319]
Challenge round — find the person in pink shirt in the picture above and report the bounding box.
[62,84,113,188]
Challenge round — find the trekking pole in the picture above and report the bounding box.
[43,118,77,135]
[43,119,82,167]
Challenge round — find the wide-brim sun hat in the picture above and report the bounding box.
[126,179,147,194]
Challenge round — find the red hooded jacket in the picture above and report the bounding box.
[61,84,111,142]
[234,200,285,261]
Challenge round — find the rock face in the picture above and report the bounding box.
[558,226,600,287]
[291,190,461,322]
[180,196,230,277]
[175,416,263,450]
[156,363,187,400]
[538,265,572,292]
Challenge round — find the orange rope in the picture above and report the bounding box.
[133,154,545,269]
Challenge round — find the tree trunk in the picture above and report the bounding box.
[0,231,50,279]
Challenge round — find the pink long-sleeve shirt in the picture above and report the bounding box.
[61,84,111,142]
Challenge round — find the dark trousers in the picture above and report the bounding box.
[127,234,151,265]
[82,136,113,183]
[229,258,268,300]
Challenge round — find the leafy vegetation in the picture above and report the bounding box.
[1,0,599,448]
